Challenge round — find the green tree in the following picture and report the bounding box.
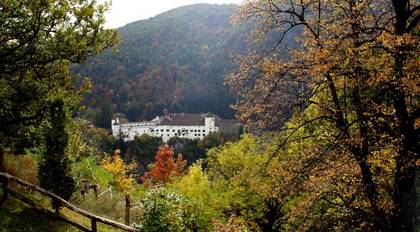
[93,92,113,129]
[198,132,225,150]
[126,134,163,175]
[171,135,287,231]
[86,127,116,155]
[72,4,255,121]
[38,99,75,211]
[169,162,227,225]
[168,137,205,165]
[207,135,286,230]
[0,0,118,151]
[133,188,209,232]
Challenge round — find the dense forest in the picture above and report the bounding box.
[1,0,419,232]
[72,4,250,127]
[73,4,299,128]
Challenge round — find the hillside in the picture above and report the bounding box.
[72,4,253,128]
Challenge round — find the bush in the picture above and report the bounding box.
[212,217,249,232]
[72,156,113,190]
[38,99,75,210]
[132,188,210,231]
[169,163,222,221]
[71,156,143,224]
[4,153,39,189]
[71,190,132,223]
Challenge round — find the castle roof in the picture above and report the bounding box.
[113,112,241,128]
[160,113,219,126]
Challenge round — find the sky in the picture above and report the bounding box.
[102,0,243,28]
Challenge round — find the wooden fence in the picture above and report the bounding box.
[0,172,138,232]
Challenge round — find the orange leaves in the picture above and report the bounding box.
[141,144,186,186]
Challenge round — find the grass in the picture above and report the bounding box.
[1,153,137,231]
[61,207,126,232]
[0,197,75,232]
[0,190,128,232]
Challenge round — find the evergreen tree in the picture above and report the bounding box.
[39,99,75,211]
[93,94,113,129]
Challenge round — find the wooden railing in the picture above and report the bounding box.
[0,172,138,232]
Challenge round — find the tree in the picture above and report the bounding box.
[0,0,118,150]
[38,99,75,211]
[168,137,206,165]
[198,132,225,150]
[141,145,186,186]
[132,188,209,231]
[229,0,419,230]
[207,135,287,230]
[101,149,136,192]
[93,91,113,129]
[71,4,254,122]
[126,134,163,175]
[171,135,290,231]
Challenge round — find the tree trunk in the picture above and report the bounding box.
[0,143,5,173]
[390,1,418,231]
[0,144,7,204]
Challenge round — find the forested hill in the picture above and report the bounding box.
[72,4,252,128]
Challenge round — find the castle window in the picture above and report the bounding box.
[173,129,175,132]
[166,129,169,132]
[151,129,154,132]
[161,129,164,132]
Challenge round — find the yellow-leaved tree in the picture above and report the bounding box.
[101,150,136,192]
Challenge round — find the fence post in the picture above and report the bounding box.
[0,143,4,173]
[0,144,7,205]
[0,177,8,205]
[125,194,130,226]
[91,218,97,232]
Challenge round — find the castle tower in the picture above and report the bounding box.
[205,116,216,133]
[111,118,120,138]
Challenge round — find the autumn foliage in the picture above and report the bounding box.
[141,145,186,186]
[101,149,136,192]
[226,0,419,231]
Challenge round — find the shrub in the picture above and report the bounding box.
[4,153,39,189]
[72,156,113,191]
[212,217,249,232]
[169,163,222,221]
[38,99,75,211]
[132,188,210,231]
[72,190,132,223]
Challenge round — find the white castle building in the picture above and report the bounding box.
[112,111,240,142]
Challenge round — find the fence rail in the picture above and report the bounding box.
[0,172,138,232]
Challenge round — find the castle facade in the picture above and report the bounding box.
[112,112,240,142]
